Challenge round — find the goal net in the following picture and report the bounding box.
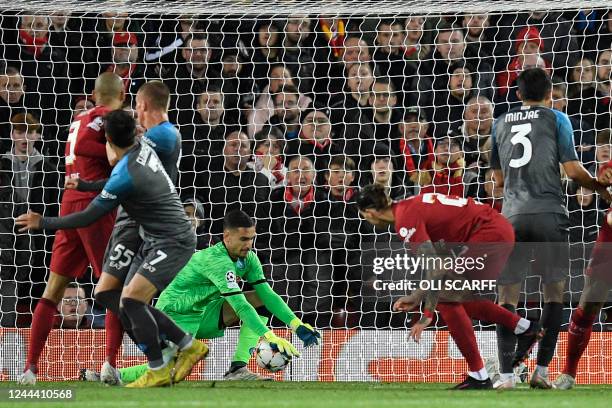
[1,0,612,382]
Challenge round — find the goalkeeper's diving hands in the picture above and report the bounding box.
[290,318,321,347]
[263,331,300,357]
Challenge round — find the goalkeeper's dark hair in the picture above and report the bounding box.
[517,68,552,102]
[224,210,255,230]
[355,184,392,211]
[105,109,137,148]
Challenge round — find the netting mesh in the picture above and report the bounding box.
[1,1,612,381]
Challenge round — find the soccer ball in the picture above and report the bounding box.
[255,340,291,372]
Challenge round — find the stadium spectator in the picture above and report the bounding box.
[402,16,430,61]
[330,63,377,167]
[190,130,270,238]
[595,48,612,98]
[496,26,551,99]
[566,57,599,126]
[311,18,350,102]
[594,49,612,130]
[268,84,302,139]
[321,156,362,319]
[86,12,141,83]
[579,10,612,58]
[280,16,314,93]
[248,64,312,137]
[0,113,59,216]
[268,156,332,324]
[596,12,612,51]
[0,113,59,324]
[495,44,549,116]
[0,66,28,148]
[7,13,58,122]
[182,196,213,250]
[417,26,494,112]
[251,21,281,89]
[397,106,434,186]
[108,31,143,100]
[431,62,475,136]
[372,19,417,104]
[461,14,495,66]
[552,79,596,166]
[495,11,578,72]
[342,36,372,69]
[142,14,207,78]
[72,97,95,120]
[249,127,287,188]
[368,77,402,147]
[167,33,220,125]
[363,154,408,199]
[179,84,227,180]
[0,161,30,328]
[219,47,256,126]
[567,182,601,246]
[416,135,467,197]
[592,129,612,172]
[481,168,504,212]
[461,95,493,168]
[54,283,90,329]
[285,107,343,183]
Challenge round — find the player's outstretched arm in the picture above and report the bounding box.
[15,202,112,232]
[563,160,612,203]
[252,281,321,347]
[64,177,108,192]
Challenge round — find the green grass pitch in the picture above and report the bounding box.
[1,381,612,408]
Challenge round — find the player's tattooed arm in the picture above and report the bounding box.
[417,240,447,314]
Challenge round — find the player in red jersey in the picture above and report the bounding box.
[356,184,544,389]
[18,73,125,385]
[554,161,612,389]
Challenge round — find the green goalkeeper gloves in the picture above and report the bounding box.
[290,318,321,347]
[263,330,300,357]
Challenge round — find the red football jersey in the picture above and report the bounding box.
[392,193,500,244]
[63,105,112,203]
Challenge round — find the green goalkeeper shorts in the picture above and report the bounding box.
[163,297,226,340]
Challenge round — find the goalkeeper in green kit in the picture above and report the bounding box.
[82,210,321,383]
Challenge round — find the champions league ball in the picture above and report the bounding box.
[255,340,291,372]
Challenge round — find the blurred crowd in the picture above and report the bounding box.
[1,10,612,328]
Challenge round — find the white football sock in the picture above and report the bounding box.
[468,367,489,381]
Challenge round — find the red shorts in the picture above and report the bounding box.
[463,217,515,281]
[50,199,116,279]
[586,212,612,284]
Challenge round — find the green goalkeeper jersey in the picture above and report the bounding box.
[155,242,297,336]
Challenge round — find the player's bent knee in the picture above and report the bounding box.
[121,274,158,302]
[244,291,263,308]
[95,289,122,313]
